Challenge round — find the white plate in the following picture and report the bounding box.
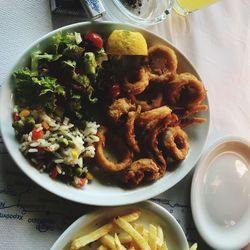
[191,136,250,250]
[51,200,189,250]
[0,21,209,206]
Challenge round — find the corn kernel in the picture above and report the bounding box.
[19,109,30,118]
[71,149,78,159]
[42,121,50,130]
[86,172,93,180]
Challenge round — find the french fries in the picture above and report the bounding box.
[114,233,126,250]
[190,243,198,250]
[148,224,157,250]
[97,245,108,250]
[156,225,164,247]
[100,234,117,250]
[70,209,194,250]
[117,232,133,244]
[114,216,151,250]
[70,223,113,250]
[121,210,141,222]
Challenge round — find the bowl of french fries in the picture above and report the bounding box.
[51,201,197,250]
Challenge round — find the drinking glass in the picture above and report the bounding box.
[108,0,175,25]
[81,0,219,25]
[173,0,219,16]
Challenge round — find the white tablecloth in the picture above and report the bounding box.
[0,0,250,249]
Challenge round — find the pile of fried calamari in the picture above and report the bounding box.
[95,44,208,187]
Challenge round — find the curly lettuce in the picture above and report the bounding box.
[31,50,62,76]
[13,31,105,121]
[52,32,82,54]
[13,67,65,112]
[62,60,97,103]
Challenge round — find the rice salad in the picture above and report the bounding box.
[12,31,107,188]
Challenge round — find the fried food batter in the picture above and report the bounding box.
[176,104,208,127]
[126,106,141,153]
[165,73,206,108]
[144,114,179,176]
[137,106,172,128]
[146,45,177,82]
[108,98,136,124]
[162,126,189,161]
[121,158,160,186]
[144,126,167,175]
[124,67,149,95]
[129,84,163,112]
[179,117,207,128]
[95,127,133,172]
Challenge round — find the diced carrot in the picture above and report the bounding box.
[19,109,30,118]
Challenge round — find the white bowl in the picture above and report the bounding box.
[191,136,250,250]
[51,200,189,250]
[0,21,209,206]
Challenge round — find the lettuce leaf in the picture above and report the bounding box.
[52,32,82,54]
[62,60,97,103]
[13,67,65,111]
[62,44,84,60]
[31,50,62,76]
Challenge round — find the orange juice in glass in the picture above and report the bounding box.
[173,0,218,15]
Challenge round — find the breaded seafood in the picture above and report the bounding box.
[108,98,136,124]
[122,158,160,186]
[124,67,149,95]
[143,113,179,176]
[137,106,172,128]
[95,31,208,187]
[162,126,189,161]
[95,127,133,172]
[129,84,163,111]
[146,44,177,82]
[165,73,206,108]
[125,106,141,153]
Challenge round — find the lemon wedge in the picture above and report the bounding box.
[106,30,148,56]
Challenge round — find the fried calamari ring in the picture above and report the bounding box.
[121,158,160,186]
[95,127,133,172]
[162,126,189,161]
[146,44,177,82]
[129,84,163,112]
[165,73,206,108]
[144,126,166,175]
[144,114,179,176]
[108,98,136,124]
[126,106,141,153]
[137,106,172,128]
[124,67,149,95]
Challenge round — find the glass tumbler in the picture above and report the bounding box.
[173,0,219,16]
[81,0,219,25]
[104,0,174,25]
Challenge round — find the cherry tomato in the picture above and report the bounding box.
[50,167,59,179]
[110,84,121,99]
[12,112,20,122]
[73,178,88,188]
[32,128,44,140]
[85,32,103,49]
